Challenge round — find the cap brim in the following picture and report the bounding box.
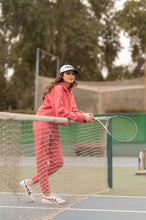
[74,69,79,74]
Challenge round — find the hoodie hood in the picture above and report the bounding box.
[59,81,73,93]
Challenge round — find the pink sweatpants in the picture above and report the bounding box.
[31,121,64,194]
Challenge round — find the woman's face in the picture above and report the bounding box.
[63,70,75,87]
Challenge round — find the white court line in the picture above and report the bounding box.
[91,195,146,199]
[2,193,146,199]
[1,206,146,214]
[70,208,146,214]
[0,206,58,210]
[1,194,146,214]
[2,193,146,200]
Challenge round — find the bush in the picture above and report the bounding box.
[105,106,146,113]
[4,109,36,114]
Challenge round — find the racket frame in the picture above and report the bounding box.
[95,115,138,143]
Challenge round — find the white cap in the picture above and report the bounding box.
[59,65,79,74]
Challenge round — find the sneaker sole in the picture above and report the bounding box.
[20,181,35,202]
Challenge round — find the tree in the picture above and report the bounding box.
[33,0,103,81]
[88,0,122,79]
[1,0,103,80]
[106,65,133,81]
[0,0,58,108]
[0,32,8,110]
[1,0,145,110]
[0,0,105,109]
[116,0,146,76]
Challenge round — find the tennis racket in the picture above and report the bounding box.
[95,115,138,142]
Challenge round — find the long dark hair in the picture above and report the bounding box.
[42,73,78,100]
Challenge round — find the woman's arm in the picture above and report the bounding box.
[54,86,84,122]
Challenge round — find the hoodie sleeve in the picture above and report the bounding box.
[54,85,85,123]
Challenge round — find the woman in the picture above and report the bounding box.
[20,64,95,204]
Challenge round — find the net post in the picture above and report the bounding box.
[107,121,113,188]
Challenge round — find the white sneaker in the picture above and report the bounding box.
[42,194,66,204]
[20,179,35,202]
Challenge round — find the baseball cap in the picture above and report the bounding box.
[59,65,79,74]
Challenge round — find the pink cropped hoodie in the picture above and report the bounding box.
[36,81,85,123]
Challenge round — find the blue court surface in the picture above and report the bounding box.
[54,195,146,220]
[1,194,146,220]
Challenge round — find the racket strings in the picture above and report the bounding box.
[110,117,137,142]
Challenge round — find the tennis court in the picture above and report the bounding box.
[56,155,146,220]
[1,157,146,220]
[1,113,146,219]
[1,194,146,220]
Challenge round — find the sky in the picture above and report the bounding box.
[114,31,132,66]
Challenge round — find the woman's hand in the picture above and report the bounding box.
[84,113,95,123]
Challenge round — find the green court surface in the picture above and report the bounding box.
[101,167,146,197]
[2,163,146,197]
[0,164,107,195]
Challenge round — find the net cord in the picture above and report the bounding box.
[0,112,109,123]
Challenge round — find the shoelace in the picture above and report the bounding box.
[43,196,58,202]
[51,197,57,202]
[24,181,32,196]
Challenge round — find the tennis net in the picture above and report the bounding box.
[0,112,110,220]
